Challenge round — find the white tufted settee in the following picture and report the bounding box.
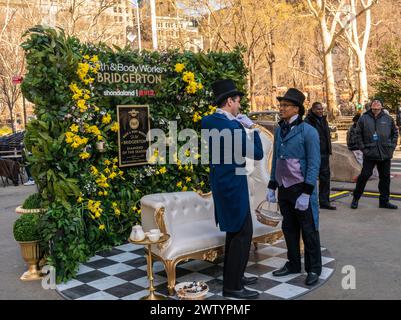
[140,126,283,295]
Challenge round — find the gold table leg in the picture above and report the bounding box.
[140,244,167,300]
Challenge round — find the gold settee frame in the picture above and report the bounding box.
[149,198,284,296]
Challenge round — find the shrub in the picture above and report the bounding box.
[13,214,41,241]
[22,193,43,209]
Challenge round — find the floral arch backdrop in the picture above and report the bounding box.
[21,26,249,282]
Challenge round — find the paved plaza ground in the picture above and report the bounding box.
[1,134,401,300]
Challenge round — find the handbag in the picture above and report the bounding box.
[255,200,282,227]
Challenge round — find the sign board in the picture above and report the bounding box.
[12,75,23,85]
[117,105,151,167]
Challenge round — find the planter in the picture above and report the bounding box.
[18,240,43,281]
[15,206,46,214]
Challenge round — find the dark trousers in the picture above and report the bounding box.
[223,214,253,290]
[319,155,331,205]
[278,184,322,275]
[353,158,391,203]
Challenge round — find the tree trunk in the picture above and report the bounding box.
[269,59,277,108]
[321,20,337,120]
[8,105,15,133]
[357,54,369,104]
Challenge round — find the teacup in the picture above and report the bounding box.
[147,233,160,242]
[149,229,160,235]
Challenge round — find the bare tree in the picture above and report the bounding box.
[306,0,377,119]
[339,0,377,104]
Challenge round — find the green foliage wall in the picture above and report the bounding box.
[21,26,248,282]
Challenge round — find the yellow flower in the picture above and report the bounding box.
[98,191,103,196]
[79,152,90,160]
[99,224,105,230]
[77,196,83,203]
[175,63,185,73]
[103,190,108,196]
[109,172,117,179]
[104,168,111,174]
[90,166,99,175]
[83,55,90,60]
[185,149,191,157]
[94,106,100,112]
[159,167,167,174]
[84,94,90,100]
[193,112,202,123]
[104,159,111,166]
[182,186,188,191]
[114,209,121,216]
[65,132,75,143]
[113,157,118,163]
[102,114,112,124]
[185,176,191,183]
[112,202,118,207]
[90,55,99,63]
[200,181,205,187]
[111,122,119,132]
[70,124,79,133]
[97,135,103,141]
[176,181,182,188]
[185,81,198,94]
[197,83,203,90]
[182,71,195,83]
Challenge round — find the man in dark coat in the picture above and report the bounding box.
[201,79,264,299]
[304,102,336,210]
[351,98,398,209]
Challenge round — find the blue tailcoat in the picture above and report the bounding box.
[270,122,321,229]
[201,113,264,232]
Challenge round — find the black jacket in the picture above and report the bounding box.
[347,123,359,151]
[304,111,332,155]
[356,110,398,160]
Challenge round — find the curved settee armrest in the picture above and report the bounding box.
[140,191,214,250]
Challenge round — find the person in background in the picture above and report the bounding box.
[351,98,398,209]
[347,114,379,179]
[304,102,336,210]
[267,88,322,286]
[396,104,401,149]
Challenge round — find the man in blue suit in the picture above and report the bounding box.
[201,79,264,299]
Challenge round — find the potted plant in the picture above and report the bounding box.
[13,214,43,281]
[15,193,46,214]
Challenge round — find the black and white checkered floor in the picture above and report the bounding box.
[56,240,335,300]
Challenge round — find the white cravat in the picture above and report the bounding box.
[216,108,236,121]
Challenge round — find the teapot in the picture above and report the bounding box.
[130,225,145,241]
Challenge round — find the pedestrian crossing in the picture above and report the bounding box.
[392,159,401,174]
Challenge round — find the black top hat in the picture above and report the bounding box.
[277,88,306,117]
[212,79,244,106]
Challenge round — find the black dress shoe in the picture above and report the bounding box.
[379,202,398,209]
[305,272,319,286]
[320,204,337,210]
[272,264,300,277]
[223,288,259,299]
[350,198,359,209]
[242,276,258,285]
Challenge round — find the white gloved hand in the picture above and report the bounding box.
[235,114,254,128]
[266,188,277,203]
[295,193,310,211]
